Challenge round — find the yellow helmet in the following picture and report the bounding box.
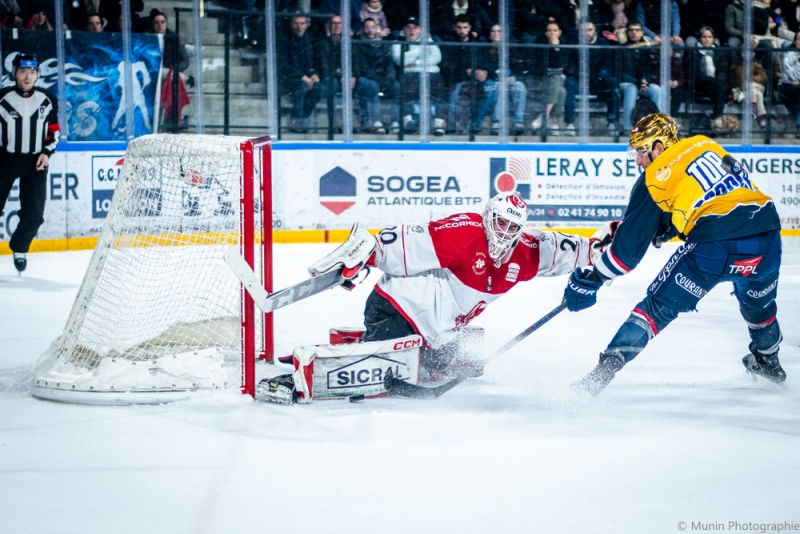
[628,113,679,158]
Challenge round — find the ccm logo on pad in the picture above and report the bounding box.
[393,338,422,350]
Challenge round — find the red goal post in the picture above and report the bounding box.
[240,136,274,397]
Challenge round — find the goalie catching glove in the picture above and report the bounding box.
[309,223,377,289]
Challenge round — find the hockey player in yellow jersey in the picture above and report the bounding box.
[562,113,785,395]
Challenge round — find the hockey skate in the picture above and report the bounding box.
[257,374,297,404]
[13,252,26,273]
[742,347,786,384]
[574,352,625,396]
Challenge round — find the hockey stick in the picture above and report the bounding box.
[224,249,346,313]
[384,301,568,400]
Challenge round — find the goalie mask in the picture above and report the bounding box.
[482,192,527,266]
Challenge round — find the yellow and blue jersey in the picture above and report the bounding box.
[595,135,781,280]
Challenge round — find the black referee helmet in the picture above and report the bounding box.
[12,53,40,76]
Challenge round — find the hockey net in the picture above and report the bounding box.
[33,134,272,404]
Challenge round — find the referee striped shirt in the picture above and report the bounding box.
[0,86,60,156]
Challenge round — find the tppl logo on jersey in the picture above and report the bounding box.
[319,166,357,215]
[729,256,762,277]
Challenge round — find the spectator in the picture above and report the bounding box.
[558,0,599,42]
[434,0,481,40]
[70,0,101,32]
[567,21,620,135]
[319,0,361,31]
[316,13,354,132]
[475,0,512,40]
[440,15,483,133]
[682,0,727,46]
[355,18,399,133]
[99,0,146,32]
[85,13,103,32]
[391,16,448,135]
[687,27,729,129]
[630,0,683,45]
[473,24,527,135]
[316,13,381,133]
[619,21,661,130]
[383,0,418,36]
[777,0,800,35]
[725,0,772,48]
[105,12,123,32]
[281,15,321,133]
[514,0,548,42]
[730,51,769,128]
[531,21,571,135]
[151,9,191,131]
[150,10,189,73]
[779,31,800,137]
[1,0,23,29]
[359,0,390,37]
[653,50,686,117]
[597,0,630,31]
[27,8,53,30]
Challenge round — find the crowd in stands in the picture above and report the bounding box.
[1,0,191,130]
[4,0,798,137]
[273,0,800,137]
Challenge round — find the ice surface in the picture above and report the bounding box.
[1,243,799,533]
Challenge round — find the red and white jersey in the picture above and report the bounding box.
[372,213,592,348]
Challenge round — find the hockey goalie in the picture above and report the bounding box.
[260,192,616,404]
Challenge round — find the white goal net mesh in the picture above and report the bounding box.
[33,134,264,403]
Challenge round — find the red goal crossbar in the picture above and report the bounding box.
[240,136,273,397]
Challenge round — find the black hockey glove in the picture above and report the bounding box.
[564,268,604,312]
[652,212,679,248]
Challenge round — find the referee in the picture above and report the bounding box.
[0,53,60,273]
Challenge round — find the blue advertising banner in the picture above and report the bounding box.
[1,29,162,141]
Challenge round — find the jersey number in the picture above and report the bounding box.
[686,151,754,209]
[379,227,398,245]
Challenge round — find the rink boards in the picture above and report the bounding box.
[2,142,800,254]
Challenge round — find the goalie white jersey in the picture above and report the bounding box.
[372,213,592,348]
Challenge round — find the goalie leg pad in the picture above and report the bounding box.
[291,335,422,402]
[309,223,376,278]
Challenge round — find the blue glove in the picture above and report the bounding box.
[564,268,604,312]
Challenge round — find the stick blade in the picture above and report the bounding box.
[384,369,467,400]
[224,248,346,313]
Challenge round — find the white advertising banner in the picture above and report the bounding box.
[272,144,800,230]
[2,143,800,247]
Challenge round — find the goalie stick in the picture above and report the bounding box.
[384,301,568,400]
[224,249,346,313]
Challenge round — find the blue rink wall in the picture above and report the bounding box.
[2,141,800,254]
